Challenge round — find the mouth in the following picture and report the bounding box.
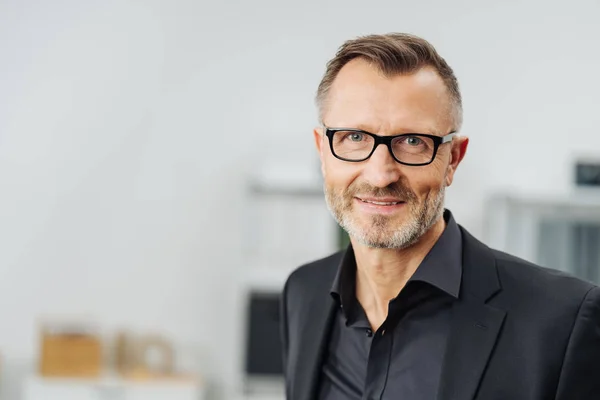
[354,197,406,215]
[356,197,405,206]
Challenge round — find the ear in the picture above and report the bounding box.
[314,127,325,157]
[445,136,469,187]
[313,127,326,175]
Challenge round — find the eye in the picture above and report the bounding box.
[346,132,365,142]
[405,136,423,146]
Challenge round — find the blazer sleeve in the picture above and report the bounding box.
[555,285,600,399]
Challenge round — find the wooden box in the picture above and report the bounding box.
[39,328,102,378]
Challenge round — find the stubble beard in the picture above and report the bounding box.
[325,180,446,250]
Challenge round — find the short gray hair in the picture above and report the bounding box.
[316,33,463,130]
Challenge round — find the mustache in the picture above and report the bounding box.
[346,182,416,201]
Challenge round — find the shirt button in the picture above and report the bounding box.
[366,329,373,337]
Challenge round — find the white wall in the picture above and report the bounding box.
[1,0,599,399]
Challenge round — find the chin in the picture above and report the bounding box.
[350,224,405,247]
[346,213,426,249]
[357,213,406,229]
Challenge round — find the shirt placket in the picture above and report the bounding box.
[362,323,394,400]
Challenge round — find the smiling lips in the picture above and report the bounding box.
[356,197,405,206]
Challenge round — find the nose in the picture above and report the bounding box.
[362,143,403,188]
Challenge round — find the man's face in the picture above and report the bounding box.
[315,58,468,249]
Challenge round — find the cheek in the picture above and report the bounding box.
[323,159,360,188]
[406,165,447,196]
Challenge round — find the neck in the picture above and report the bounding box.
[350,216,446,331]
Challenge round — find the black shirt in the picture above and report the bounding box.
[318,210,463,400]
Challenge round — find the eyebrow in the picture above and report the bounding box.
[336,124,445,136]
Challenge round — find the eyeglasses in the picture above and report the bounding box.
[324,126,456,166]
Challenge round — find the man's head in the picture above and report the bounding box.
[314,33,469,249]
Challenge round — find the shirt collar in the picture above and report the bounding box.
[330,209,463,307]
[409,209,462,298]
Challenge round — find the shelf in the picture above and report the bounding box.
[246,161,323,197]
[23,374,206,400]
[489,188,600,207]
[487,189,600,223]
[248,182,322,197]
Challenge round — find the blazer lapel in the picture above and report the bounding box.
[437,297,506,400]
[289,250,347,400]
[437,227,507,400]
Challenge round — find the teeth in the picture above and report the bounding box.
[361,199,401,205]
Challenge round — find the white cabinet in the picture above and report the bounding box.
[25,378,100,400]
[483,191,600,284]
[125,383,201,400]
[24,376,205,400]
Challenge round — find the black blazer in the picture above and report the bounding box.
[280,225,600,400]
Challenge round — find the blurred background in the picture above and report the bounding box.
[1,0,599,399]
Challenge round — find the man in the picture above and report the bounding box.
[279,33,600,400]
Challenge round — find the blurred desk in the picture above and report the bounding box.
[24,375,205,400]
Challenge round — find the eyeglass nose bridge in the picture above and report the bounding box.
[369,135,398,160]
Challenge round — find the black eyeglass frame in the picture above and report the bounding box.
[324,126,456,166]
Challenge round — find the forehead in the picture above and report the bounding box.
[324,58,453,134]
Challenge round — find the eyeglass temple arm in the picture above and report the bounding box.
[442,132,456,144]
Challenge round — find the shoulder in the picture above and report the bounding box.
[488,247,598,316]
[283,250,344,298]
[459,224,596,312]
[493,248,596,297]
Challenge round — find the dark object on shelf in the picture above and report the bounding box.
[244,291,283,376]
[575,160,600,187]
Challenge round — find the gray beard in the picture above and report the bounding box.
[325,184,446,249]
